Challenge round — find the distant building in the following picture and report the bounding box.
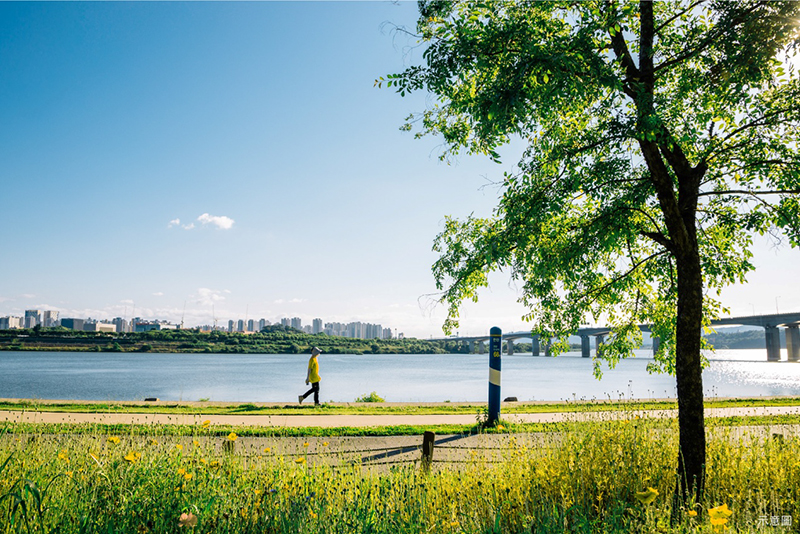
[312,318,323,334]
[228,320,234,333]
[291,317,302,330]
[258,318,268,331]
[134,322,160,332]
[281,317,290,327]
[112,317,129,333]
[0,316,23,330]
[247,319,255,332]
[85,323,115,333]
[24,310,41,329]
[42,310,59,327]
[60,318,85,331]
[237,319,244,333]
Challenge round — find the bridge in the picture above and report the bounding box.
[435,312,800,362]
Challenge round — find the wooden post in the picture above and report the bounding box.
[421,431,435,472]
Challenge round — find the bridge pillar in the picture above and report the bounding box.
[595,335,605,357]
[786,326,800,362]
[478,340,486,354]
[467,340,475,354]
[544,338,551,357]
[580,335,591,358]
[765,325,781,362]
[531,335,540,356]
[507,339,514,356]
[652,336,661,356]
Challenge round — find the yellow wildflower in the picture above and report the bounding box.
[227,432,238,442]
[124,451,141,463]
[303,442,310,448]
[177,468,186,475]
[193,440,200,447]
[634,487,659,505]
[708,504,733,520]
[263,447,271,453]
[295,457,306,464]
[322,442,329,447]
[149,439,158,446]
[497,425,505,431]
[175,444,184,451]
[184,473,193,481]
[199,458,208,465]
[58,450,69,463]
[708,504,732,529]
[178,512,198,528]
[209,460,220,468]
[202,420,211,428]
[107,436,121,445]
[309,511,317,519]
[688,510,698,517]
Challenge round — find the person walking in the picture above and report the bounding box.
[299,347,322,406]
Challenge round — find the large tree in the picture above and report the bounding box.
[381,0,800,502]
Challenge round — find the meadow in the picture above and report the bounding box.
[1,412,798,533]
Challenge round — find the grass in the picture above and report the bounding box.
[2,411,799,533]
[2,395,800,416]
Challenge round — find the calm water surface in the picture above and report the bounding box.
[0,350,799,403]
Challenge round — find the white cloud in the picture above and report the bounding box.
[120,299,134,305]
[195,288,226,306]
[197,213,234,230]
[274,297,305,304]
[20,294,35,299]
[153,292,164,297]
[182,223,195,230]
[168,218,181,228]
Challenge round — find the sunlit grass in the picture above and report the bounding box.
[2,412,798,533]
[2,395,800,416]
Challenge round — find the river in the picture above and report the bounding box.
[0,349,799,403]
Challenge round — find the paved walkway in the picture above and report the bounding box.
[1,405,798,427]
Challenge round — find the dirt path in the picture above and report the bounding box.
[1,405,799,427]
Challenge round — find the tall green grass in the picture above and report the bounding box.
[1,416,797,533]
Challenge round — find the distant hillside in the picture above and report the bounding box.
[704,328,782,349]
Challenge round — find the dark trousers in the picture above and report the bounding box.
[302,382,320,405]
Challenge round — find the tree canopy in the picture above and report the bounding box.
[382,0,800,502]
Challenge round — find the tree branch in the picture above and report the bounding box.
[698,188,800,197]
[574,250,669,307]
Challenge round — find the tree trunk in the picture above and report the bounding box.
[674,246,706,503]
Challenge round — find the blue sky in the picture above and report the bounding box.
[1,2,798,338]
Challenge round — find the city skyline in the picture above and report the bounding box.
[1,2,799,339]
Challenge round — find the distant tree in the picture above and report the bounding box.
[382,0,800,503]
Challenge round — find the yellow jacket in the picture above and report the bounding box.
[307,356,320,383]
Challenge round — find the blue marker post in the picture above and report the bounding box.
[488,326,502,426]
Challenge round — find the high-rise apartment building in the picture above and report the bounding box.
[0,316,23,329]
[227,320,234,333]
[281,317,290,327]
[247,319,255,332]
[24,310,41,328]
[237,319,245,332]
[42,310,59,327]
[312,318,323,334]
[258,318,268,331]
[112,317,129,333]
[291,317,302,330]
